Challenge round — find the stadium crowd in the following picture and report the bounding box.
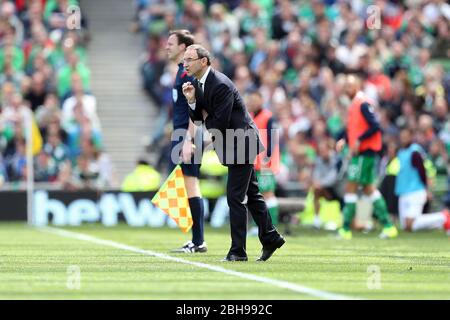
[0,0,114,190]
[137,0,450,225]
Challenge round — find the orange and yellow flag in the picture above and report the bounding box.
[151,165,193,233]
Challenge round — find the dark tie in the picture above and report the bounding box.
[199,82,204,96]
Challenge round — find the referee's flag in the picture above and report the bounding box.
[151,165,193,233]
[31,116,43,155]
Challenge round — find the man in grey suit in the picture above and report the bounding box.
[181,44,285,262]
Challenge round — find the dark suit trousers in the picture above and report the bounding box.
[227,164,280,257]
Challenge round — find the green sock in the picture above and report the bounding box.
[267,197,279,225]
[343,202,356,231]
[372,197,393,228]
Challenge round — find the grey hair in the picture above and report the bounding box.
[187,44,212,66]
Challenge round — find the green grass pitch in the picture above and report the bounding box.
[0,222,449,299]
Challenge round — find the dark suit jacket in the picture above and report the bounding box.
[188,69,265,166]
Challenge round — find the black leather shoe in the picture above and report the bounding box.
[221,254,248,262]
[257,236,286,262]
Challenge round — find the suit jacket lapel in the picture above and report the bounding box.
[203,69,214,102]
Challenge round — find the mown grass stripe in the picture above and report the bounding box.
[40,226,361,300]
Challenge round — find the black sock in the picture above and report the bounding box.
[188,197,204,246]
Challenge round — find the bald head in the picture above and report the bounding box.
[344,74,362,99]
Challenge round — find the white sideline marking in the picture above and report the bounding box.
[40,226,360,300]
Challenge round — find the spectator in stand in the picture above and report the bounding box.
[62,73,100,130]
[5,137,26,181]
[0,28,24,73]
[64,104,102,160]
[141,33,167,106]
[70,137,114,189]
[34,150,54,182]
[416,114,436,151]
[431,16,450,59]
[233,65,256,95]
[2,93,29,124]
[71,153,98,190]
[24,23,55,74]
[82,137,114,187]
[19,0,45,40]
[29,50,53,83]
[35,92,61,129]
[45,0,80,32]
[23,71,49,111]
[42,129,69,181]
[312,139,341,229]
[0,56,24,88]
[57,53,90,100]
[272,0,298,40]
[40,113,67,145]
[0,1,24,45]
[50,31,87,71]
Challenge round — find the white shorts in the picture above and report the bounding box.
[398,190,427,229]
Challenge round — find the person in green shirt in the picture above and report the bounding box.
[57,52,90,98]
[0,32,24,73]
[44,0,80,30]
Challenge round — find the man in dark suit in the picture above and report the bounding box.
[181,44,285,262]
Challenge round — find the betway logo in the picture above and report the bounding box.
[33,191,178,227]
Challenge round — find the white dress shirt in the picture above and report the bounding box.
[62,94,101,130]
[188,66,211,110]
